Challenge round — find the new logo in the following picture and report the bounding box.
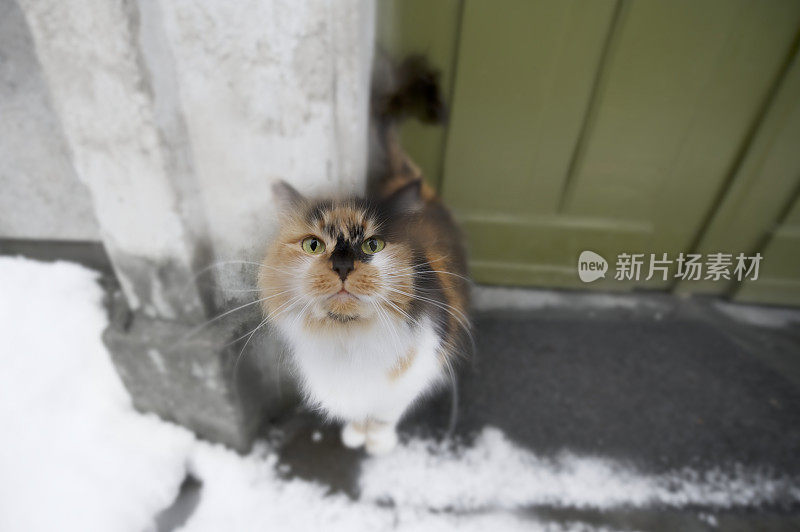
[578,251,608,283]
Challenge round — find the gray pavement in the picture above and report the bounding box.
[6,238,794,530]
[260,289,800,530]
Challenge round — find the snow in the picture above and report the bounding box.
[179,438,603,532]
[361,428,800,511]
[472,286,666,312]
[1,257,797,532]
[0,258,193,532]
[713,300,800,329]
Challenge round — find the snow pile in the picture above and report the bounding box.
[1,257,797,532]
[0,258,194,532]
[0,257,604,532]
[180,443,563,532]
[361,428,799,511]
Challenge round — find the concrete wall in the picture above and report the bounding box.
[15,0,375,316]
[10,0,375,449]
[0,0,100,241]
[157,0,373,263]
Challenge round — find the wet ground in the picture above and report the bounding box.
[157,287,800,531]
[3,240,798,530]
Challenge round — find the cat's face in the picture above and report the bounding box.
[259,183,418,328]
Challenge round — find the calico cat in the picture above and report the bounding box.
[258,58,469,455]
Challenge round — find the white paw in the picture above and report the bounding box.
[365,426,398,456]
[341,422,366,449]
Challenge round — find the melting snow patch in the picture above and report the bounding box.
[714,300,800,329]
[0,257,616,532]
[179,439,615,532]
[472,286,666,312]
[2,257,797,532]
[361,428,800,511]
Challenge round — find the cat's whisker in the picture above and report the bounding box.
[231,294,305,379]
[189,259,263,285]
[382,256,449,275]
[383,269,473,284]
[286,298,316,331]
[264,293,307,323]
[375,300,416,350]
[217,260,263,267]
[227,320,266,348]
[175,259,262,299]
[384,292,471,337]
[372,301,404,354]
[375,294,419,326]
[370,301,397,348]
[368,301,389,345]
[232,316,269,380]
[212,286,263,293]
[224,293,302,347]
[273,347,286,401]
[382,285,475,351]
[170,289,293,349]
[258,264,303,275]
[194,259,263,277]
[383,263,464,275]
[382,286,471,326]
[385,284,468,304]
[440,351,459,437]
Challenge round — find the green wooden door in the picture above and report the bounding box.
[378,0,800,306]
[685,49,800,305]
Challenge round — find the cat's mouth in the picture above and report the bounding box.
[329,287,359,300]
[325,286,362,319]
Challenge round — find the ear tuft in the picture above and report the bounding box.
[272,180,305,209]
[383,179,423,214]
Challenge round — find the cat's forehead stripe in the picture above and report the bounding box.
[308,204,374,241]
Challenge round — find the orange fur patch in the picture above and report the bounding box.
[260,131,470,365]
[388,347,417,381]
[259,201,418,329]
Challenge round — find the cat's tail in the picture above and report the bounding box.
[367,53,448,199]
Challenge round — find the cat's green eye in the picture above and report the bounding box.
[301,237,325,254]
[361,237,385,254]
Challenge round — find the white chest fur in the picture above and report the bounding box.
[275,314,444,423]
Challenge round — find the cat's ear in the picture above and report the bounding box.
[272,180,305,210]
[382,179,424,214]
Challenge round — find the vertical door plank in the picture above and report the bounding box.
[682,48,800,301]
[376,0,462,190]
[565,0,800,264]
[735,193,800,306]
[441,0,618,216]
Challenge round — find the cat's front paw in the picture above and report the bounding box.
[365,426,398,456]
[341,421,367,449]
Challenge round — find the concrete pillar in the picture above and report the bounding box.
[0,0,101,242]
[17,0,375,450]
